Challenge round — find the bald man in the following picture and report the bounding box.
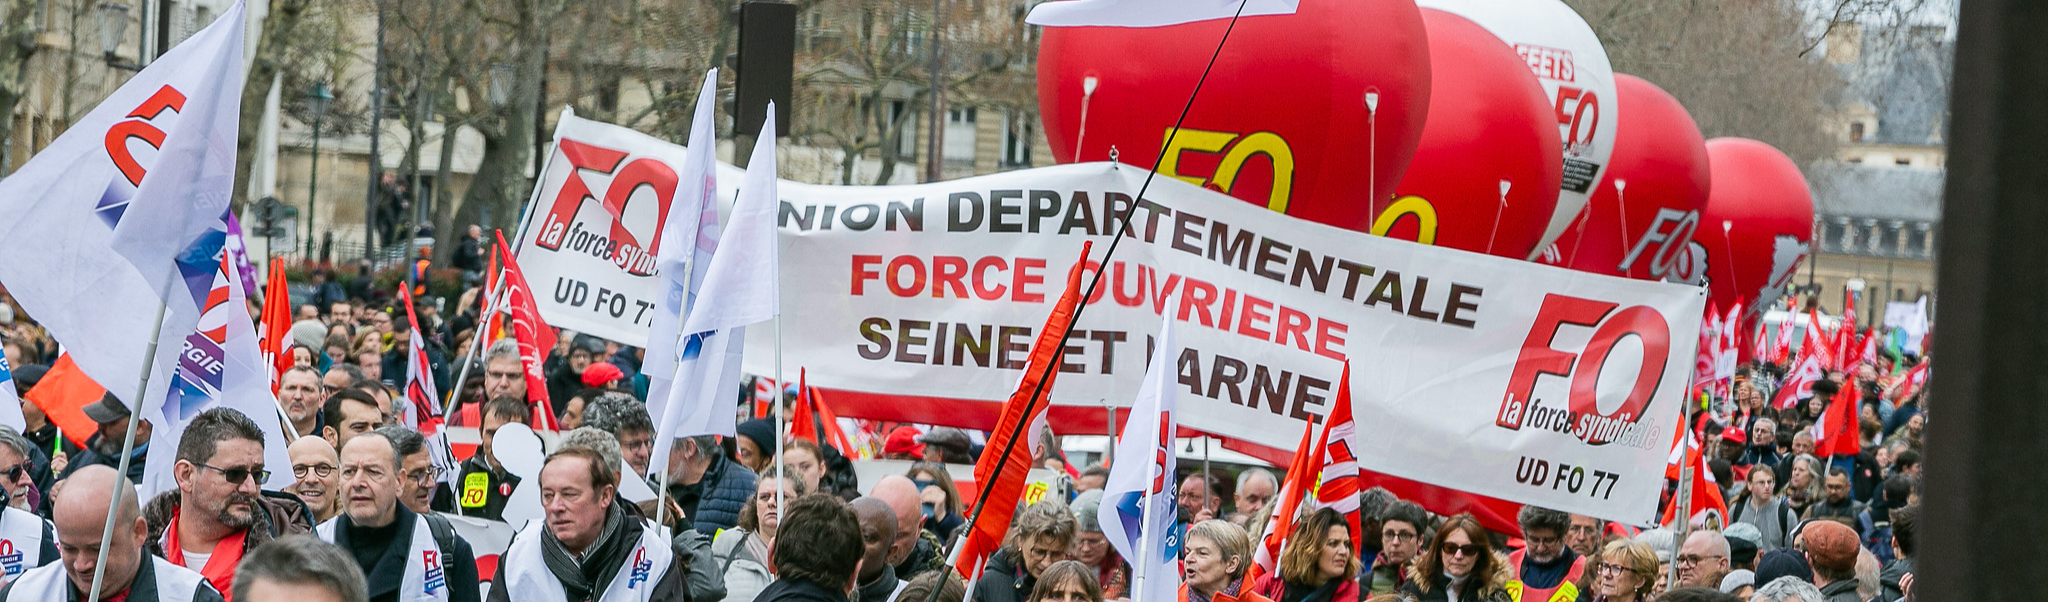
[871,475,942,582]
[2,465,222,602]
[286,438,342,523]
[851,498,903,602]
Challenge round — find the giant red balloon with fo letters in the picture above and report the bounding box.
[1540,74,1711,282]
[1035,0,1432,232]
[1382,9,1562,258]
[1698,137,1813,336]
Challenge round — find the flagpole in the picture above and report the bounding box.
[443,266,512,415]
[1669,400,1695,590]
[1134,422,1164,602]
[923,4,1253,596]
[773,316,786,514]
[88,295,169,602]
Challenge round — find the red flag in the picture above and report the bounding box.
[752,378,777,420]
[1312,363,1362,556]
[24,354,105,448]
[953,241,1093,577]
[259,259,293,396]
[1857,328,1879,369]
[1692,303,1719,388]
[810,387,856,455]
[1812,377,1862,457]
[1896,361,1930,400]
[789,369,853,453]
[1771,350,1825,411]
[1661,425,1729,527]
[1835,289,1858,370]
[1249,418,1320,584]
[399,288,446,434]
[1805,307,1837,370]
[494,231,559,430]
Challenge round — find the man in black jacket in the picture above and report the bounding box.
[454,225,485,289]
[663,436,754,534]
[59,395,151,483]
[320,430,480,602]
[454,397,529,521]
[756,495,862,602]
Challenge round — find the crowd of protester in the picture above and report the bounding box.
[0,267,1926,602]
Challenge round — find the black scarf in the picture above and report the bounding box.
[541,501,634,602]
[1279,577,1340,602]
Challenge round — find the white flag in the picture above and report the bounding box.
[139,250,294,498]
[650,107,781,474]
[1100,297,1182,602]
[0,356,24,432]
[0,0,247,414]
[1026,0,1296,28]
[645,70,723,431]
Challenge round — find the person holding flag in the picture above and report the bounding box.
[1099,294,1182,602]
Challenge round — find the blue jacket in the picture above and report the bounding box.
[670,452,755,534]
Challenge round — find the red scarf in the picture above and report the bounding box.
[163,507,249,602]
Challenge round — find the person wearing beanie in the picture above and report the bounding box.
[1801,521,1862,602]
[1722,523,1763,570]
[1067,490,1128,599]
[734,418,778,474]
[1719,570,1756,598]
[1753,548,1814,588]
[580,361,626,391]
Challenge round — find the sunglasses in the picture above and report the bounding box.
[0,463,26,482]
[196,463,271,485]
[1442,544,1485,558]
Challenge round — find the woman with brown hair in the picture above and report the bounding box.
[712,468,808,602]
[1251,508,1359,602]
[909,462,966,540]
[1029,560,1105,602]
[1400,513,1511,602]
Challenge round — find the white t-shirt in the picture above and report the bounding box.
[182,550,211,571]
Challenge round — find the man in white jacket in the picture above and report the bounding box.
[0,466,220,602]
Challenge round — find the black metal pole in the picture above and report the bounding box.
[306,121,321,258]
[1921,0,2048,600]
[365,4,386,264]
[926,4,1251,590]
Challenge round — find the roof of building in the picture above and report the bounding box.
[1808,163,1944,222]
[1840,27,1953,147]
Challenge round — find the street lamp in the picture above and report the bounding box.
[97,3,142,71]
[304,81,334,257]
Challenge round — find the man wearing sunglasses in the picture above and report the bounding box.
[0,426,57,589]
[142,408,313,601]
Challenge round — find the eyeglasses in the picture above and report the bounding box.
[0,463,27,482]
[1525,535,1563,547]
[1442,544,1485,558]
[1382,531,1418,542]
[404,466,444,485]
[293,463,336,478]
[1597,563,1640,576]
[196,463,271,485]
[619,438,654,452]
[1677,554,1725,566]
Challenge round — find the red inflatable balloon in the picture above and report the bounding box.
[1540,74,1711,281]
[1382,9,1562,258]
[1036,0,1431,231]
[1698,138,1813,327]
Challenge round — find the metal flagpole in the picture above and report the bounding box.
[653,242,699,528]
[1669,400,1695,590]
[87,294,169,602]
[443,268,511,415]
[773,316,786,514]
[1134,422,1164,602]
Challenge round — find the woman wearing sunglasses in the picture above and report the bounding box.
[1400,513,1511,602]
[1586,540,1657,602]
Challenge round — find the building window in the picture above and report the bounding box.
[1847,157,1863,163]
[891,101,917,159]
[1895,157,1911,166]
[943,107,977,165]
[1001,111,1033,168]
[1850,122,1865,142]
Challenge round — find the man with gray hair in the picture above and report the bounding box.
[1228,468,1277,528]
[0,425,56,588]
[556,428,624,474]
[663,435,755,534]
[233,535,368,602]
[581,394,655,478]
[482,339,528,403]
[1750,575,1825,602]
[320,430,479,602]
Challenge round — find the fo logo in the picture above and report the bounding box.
[532,138,681,277]
[1496,293,1672,446]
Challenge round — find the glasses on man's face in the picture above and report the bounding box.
[1567,525,1600,536]
[1442,544,1484,558]
[1382,531,1418,543]
[620,438,654,452]
[293,463,336,479]
[1677,554,1724,566]
[405,466,444,486]
[196,463,271,485]
[1525,535,1562,547]
[0,463,27,483]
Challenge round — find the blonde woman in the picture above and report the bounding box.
[1179,520,1273,602]
[1586,540,1657,602]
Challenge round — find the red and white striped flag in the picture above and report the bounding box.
[1249,418,1319,584]
[399,288,444,435]
[1312,363,1362,556]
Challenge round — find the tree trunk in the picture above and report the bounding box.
[456,12,545,238]
[230,0,314,211]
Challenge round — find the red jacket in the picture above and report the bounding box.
[1250,572,1359,602]
[1181,580,1276,602]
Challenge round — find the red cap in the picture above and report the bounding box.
[885,426,925,457]
[1721,427,1748,444]
[581,362,625,387]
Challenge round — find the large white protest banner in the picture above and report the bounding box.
[733,162,1704,524]
[511,111,702,346]
[507,132,1705,521]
